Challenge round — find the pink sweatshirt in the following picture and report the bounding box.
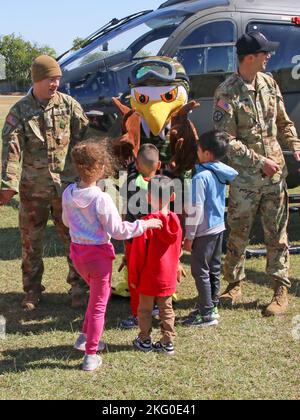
[62,184,146,245]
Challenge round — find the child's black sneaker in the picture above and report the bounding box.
[133,336,153,352]
[184,312,219,327]
[182,309,198,325]
[119,316,138,330]
[152,305,160,319]
[152,341,175,356]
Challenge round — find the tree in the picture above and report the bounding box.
[0,33,56,87]
[72,37,85,51]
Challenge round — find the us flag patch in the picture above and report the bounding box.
[217,99,231,113]
[6,114,18,127]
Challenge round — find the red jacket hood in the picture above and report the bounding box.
[143,212,182,245]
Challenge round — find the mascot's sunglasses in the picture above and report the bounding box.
[131,60,176,85]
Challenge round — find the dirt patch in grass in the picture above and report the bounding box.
[0,95,22,110]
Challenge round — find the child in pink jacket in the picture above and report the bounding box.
[62,140,162,372]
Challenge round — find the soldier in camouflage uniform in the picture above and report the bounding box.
[0,55,90,311]
[213,32,300,316]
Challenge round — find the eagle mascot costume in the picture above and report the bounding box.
[111,57,200,303]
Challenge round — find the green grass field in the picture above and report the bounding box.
[0,96,299,400]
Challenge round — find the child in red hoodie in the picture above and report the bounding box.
[129,176,183,356]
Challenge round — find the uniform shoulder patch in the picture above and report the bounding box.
[213,110,225,123]
[6,113,18,127]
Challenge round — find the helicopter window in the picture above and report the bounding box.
[175,48,205,75]
[247,22,300,93]
[174,21,236,76]
[175,46,234,75]
[129,26,176,59]
[181,21,235,46]
[63,14,188,71]
[134,38,169,58]
[207,46,234,73]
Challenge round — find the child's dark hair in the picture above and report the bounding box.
[197,131,228,160]
[148,175,175,206]
[137,144,160,168]
[72,139,116,183]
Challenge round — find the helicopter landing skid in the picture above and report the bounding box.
[246,245,300,259]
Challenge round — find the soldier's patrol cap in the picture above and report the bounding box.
[236,32,279,56]
[31,55,62,83]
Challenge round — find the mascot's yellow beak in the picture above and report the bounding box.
[135,99,183,136]
[131,85,188,137]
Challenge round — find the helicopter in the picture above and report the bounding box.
[58,0,300,191]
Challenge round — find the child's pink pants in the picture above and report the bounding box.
[70,243,115,355]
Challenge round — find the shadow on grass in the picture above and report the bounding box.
[0,346,82,373]
[172,297,197,312]
[0,343,134,374]
[174,296,266,319]
[0,292,83,334]
[0,226,67,261]
[246,270,300,297]
[0,292,137,335]
[174,267,300,317]
[1,209,299,261]
[0,270,298,338]
[0,229,126,261]
[0,227,22,260]
[219,300,267,312]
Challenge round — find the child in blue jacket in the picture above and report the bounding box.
[184,131,238,327]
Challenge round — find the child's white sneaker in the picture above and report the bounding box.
[82,354,102,372]
[74,333,106,352]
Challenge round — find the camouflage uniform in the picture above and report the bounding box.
[1,90,89,293]
[213,72,300,288]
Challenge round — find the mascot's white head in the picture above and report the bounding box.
[130,57,190,138]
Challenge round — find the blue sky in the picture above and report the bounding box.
[1,0,163,55]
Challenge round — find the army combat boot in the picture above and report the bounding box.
[264,285,289,317]
[219,281,242,307]
[22,287,45,311]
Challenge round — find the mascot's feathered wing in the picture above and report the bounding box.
[112,57,200,175]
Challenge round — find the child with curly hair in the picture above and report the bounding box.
[62,140,162,371]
